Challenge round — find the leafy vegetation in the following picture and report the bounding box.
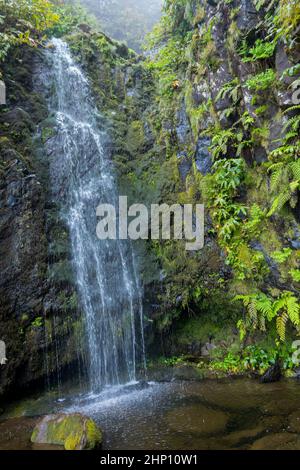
[0,0,60,65]
[245,69,277,92]
[235,292,300,343]
[239,39,276,63]
[210,344,297,375]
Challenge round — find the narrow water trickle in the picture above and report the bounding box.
[43,38,145,392]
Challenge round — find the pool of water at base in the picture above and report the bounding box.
[1,378,300,450]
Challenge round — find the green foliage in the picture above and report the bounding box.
[246,69,277,91]
[58,291,78,312]
[210,352,242,374]
[146,33,191,98]
[276,0,300,40]
[205,158,246,244]
[210,344,296,374]
[48,2,97,37]
[209,129,233,160]
[235,293,272,337]
[290,269,300,282]
[235,291,300,342]
[271,247,292,263]
[0,0,60,64]
[242,204,266,237]
[239,39,276,63]
[31,316,43,328]
[140,0,300,349]
[267,156,300,216]
[157,355,184,367]
[274,292,300,342]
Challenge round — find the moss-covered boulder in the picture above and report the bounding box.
[31,413,102,450]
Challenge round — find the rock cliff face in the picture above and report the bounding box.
[0,47,85,398]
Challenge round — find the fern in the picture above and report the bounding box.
[291,160,300,180]
[216,78,241,104]
[283,105,300,115]
[267,157,300,216]
[240,39,276,63]
[283,115,300,134]
[276,313,288,342]
[246,69,276,91]
[290,269,300,282]
[267,187,294,216]
[234,293,273,333]
[235,291,300,342]
[274,293,300,341]
[271,247,292,264]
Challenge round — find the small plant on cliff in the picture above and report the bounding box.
[31,316,43,328]
[271,247,292,264]
[145,34,191,98]
[205,158,246,244]
[239,39,276,63]
[290,269,300,282]
[246,69,277,92]
[235,291,300,342]
[206,128,244,161]
[267,157,300,216]
[216,78,241,104]
[274,292,300,342]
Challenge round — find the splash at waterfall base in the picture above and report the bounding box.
[96,197,205,251]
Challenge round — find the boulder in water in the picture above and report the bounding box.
[260,360,282,384]
[31,413,102,450]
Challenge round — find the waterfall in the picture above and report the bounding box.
[43,38,145,392]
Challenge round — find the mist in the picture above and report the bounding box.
[79,0,162,51]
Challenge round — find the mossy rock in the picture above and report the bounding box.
[31,413,102,450]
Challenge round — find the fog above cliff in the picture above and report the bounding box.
[79,0,162,51]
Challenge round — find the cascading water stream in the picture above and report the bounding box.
[43,38,145,393]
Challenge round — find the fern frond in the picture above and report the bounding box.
[256,295,274,321]
[283,115,300,133]
[286,294,300,326]
[273,297,286,315]
[270,168,283,191]
[267,190,291,216]
[276,312,288,342]
[282,104,300,115]
[291,160,300,181]
[249,299,258,326]
[258,312,266,332]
